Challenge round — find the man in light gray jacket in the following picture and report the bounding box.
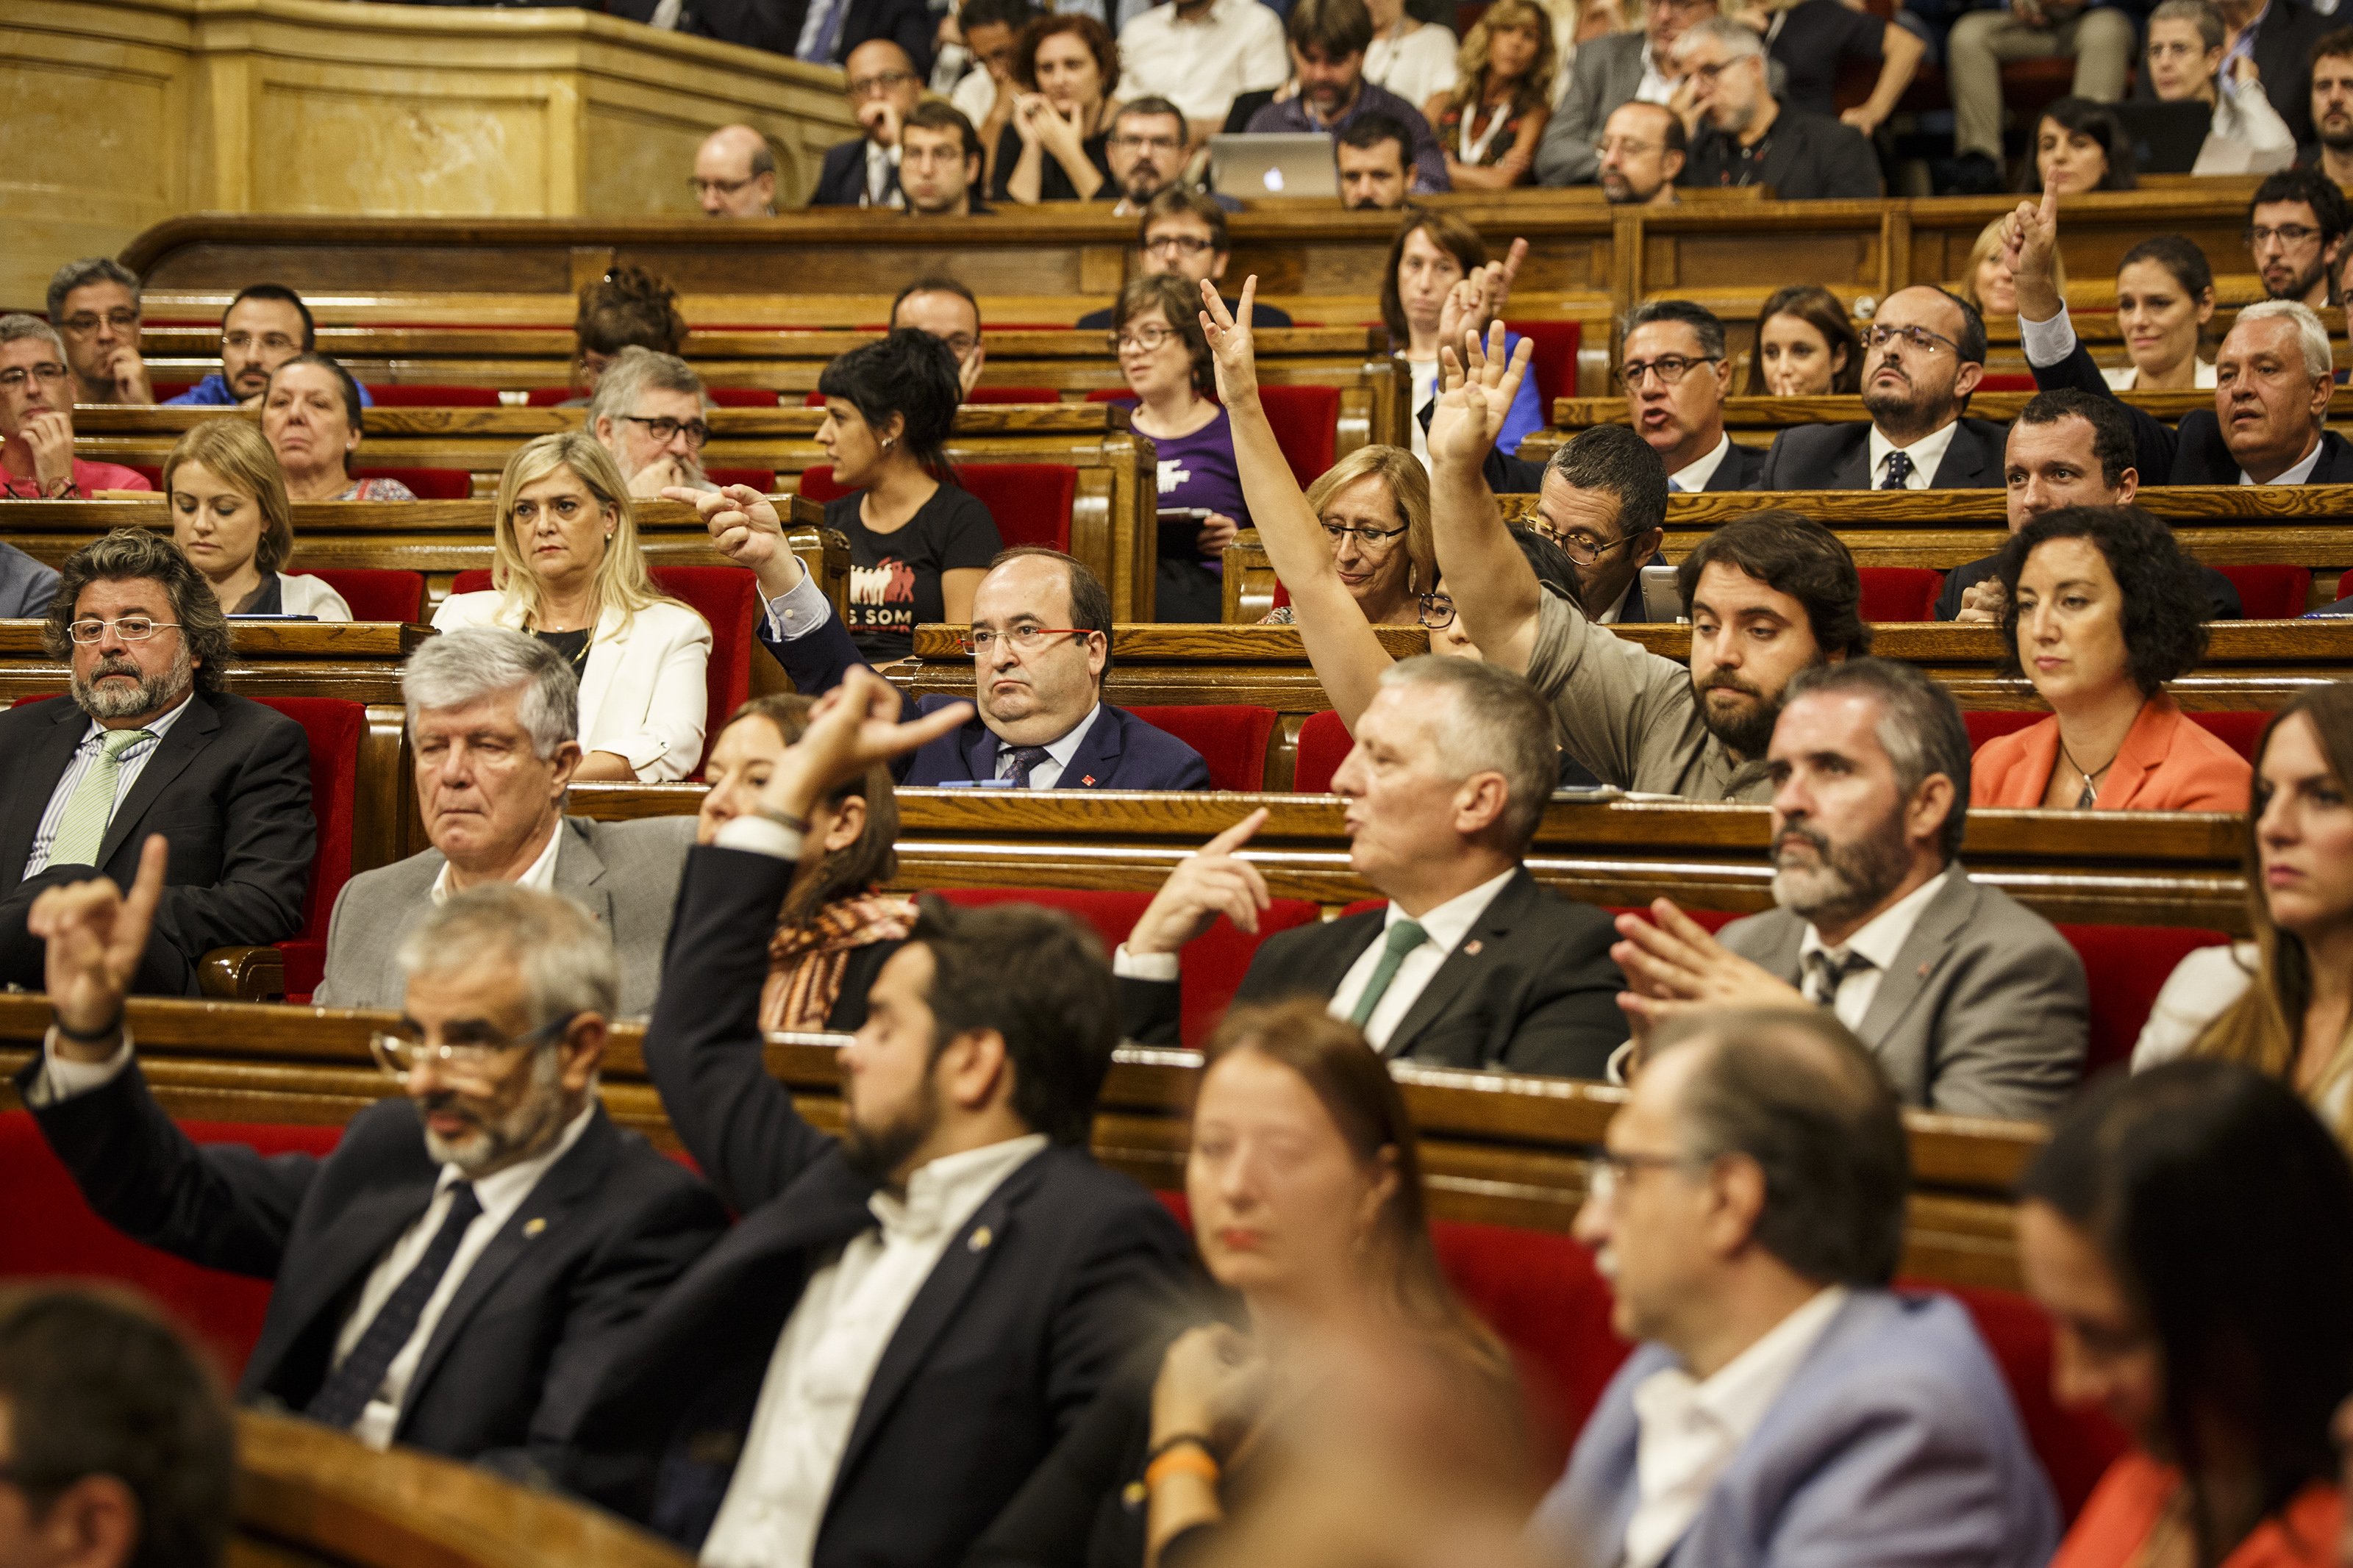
[314,627,692,1017]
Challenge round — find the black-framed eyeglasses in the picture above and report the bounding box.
[0,364,69,390]
[368,1012,578,1084]
[1417,593,1455,630]
[1110,325,1179,354]
[67,616,180,643]
[1109,132,1183,154]
[2246,223,2321,249]
[688,175,760,198]
[1861,323,1960,355]
[848,68,917,97]
[1530,525,1637,568]
[1321,520,1410,549]
[1143,234,1215,257]
[58,309,140,334]
[619,413,712,448]
[1615,354,1721,388]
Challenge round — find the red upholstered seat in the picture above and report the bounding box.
[2212,564,2313,620]
[799,462,1076,554]
[305,568,424,623]
[361,384,500,407]
[1126,704,1278,790]
[705,468,777,491]
[525,387,579,407]
[1965,710,2045,751]
[1502,320,1582,415]
[1293,709,1354,794]
[253,696,365,996]
[708,387,779,408]
[1858,567,1945,622]
[128,464,164,488]
[1940,1281,2129,1520]
[1088,385,1338,490]
[1974,372,2038,392]
[964,387,1062,404]
[2058,923,2233,1075]
[354,467,470,500]
[1607,902,1739,934]
[926,887,1320,1046]
[149,382,193,401]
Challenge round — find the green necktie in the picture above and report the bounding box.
[1347,919,1429,1028]
[47,728,154,867]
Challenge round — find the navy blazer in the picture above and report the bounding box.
[810,137,895,208]
[757,605,1211,790]
[544,848,1198,1561]
[1686,440,1765,491]
[1757,417,2007,490]
[17,1061,725,1459]
[2030,333,2353,485]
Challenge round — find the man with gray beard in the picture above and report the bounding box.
[17,856,726,1458]
[1607,658,2088,1120]
[0,527,313,995]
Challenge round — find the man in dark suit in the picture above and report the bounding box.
[536,666,1196,1558]
[1621,300,1764,494]
[1611,659,2088,1121]
[614,0,932,74]
[18,852,727,1458]
[0,528,312,996]
[1758,284,2006,491]
[682,482,1213,789]
[810,40,926,207]
[1118,657,1627,1078]
[2007,187,2353,486]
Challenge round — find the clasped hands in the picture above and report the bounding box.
[1611,898,1808,1055]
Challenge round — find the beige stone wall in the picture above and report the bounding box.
[0,0,857,306]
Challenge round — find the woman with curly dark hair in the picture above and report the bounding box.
[1973,505,2250,811]
[569,266,687,401]
[992,12,1118,204]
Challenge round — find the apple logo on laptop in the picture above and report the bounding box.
[1264,167,1285,191]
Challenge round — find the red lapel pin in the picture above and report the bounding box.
[1081,774,1096,786]
[1463,939,1484,956]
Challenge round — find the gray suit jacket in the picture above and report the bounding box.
[1718,865,2087,1121]
[0,543,59,618]
[1535,32,1647,186]
[1534,1291,2060,1568]
[313,815,695,1017]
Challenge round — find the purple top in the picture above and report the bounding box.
[1150,406,1252,535]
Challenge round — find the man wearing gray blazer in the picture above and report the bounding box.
[1535,0,1715,187]
[1535,1006,2060,1568]
[1614,659,2086,1122]
[313,627,694,1017]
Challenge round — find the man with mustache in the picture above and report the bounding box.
[1755,284,2006,490]
[1429,341,1870,802]
[163,283,368,409]
[2245,165,2348,308]
[588,346,717,500]
[0,528,311,996]
[18,845,726,1458]
[1610,658,2089,1121]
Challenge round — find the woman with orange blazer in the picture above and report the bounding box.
[1971,505,2251,812]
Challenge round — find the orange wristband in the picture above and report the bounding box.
[1144,1445,1221,1491]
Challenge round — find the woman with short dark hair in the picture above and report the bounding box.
[2024,96,2138,195]
[1113,273,1248,623]
[1380,213,1540,465]
[814,329,1003,660]
[262,354,415,501]
[1974,506,2250,811]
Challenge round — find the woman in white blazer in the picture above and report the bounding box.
[433,430,711,781]
[163,419,352,620]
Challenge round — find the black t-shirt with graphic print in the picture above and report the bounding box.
[826,483,1004,662]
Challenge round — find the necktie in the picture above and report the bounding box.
[1879,450,1915,490]
[46,728,154,868]
[1804,948,1874,1009]
[1003,745,1054,787]
[306,1184,482,1432]
[1348,920,1429,1028]
[796,0,846,62]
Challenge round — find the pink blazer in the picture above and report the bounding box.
[1971,694,2253,812]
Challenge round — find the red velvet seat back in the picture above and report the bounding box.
[525,387,579,407]
[1501,320,1582,415]
[305,568,424,623]
[353,467,471,500]
[1974,372,2038,392]
[926,887,1319,1047]
[1939,1281,2130,1520]
[2212,565,2313,620]
[964,387,1062,404]
[1607,903,1739,934]
[952,464,1079,553]
[705,468,777,491]
[1965,710,2044,751]
[708,387,779,408]
[2057,923,2233,1075]
[1858,567,1946,622]
[1126,705,1278,791]
[250,696,364,996]
[361,384,500,407]
[1293,709,1354,794]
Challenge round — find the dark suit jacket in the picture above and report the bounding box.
[2029,333,2353,485]
[615,0,932,72]
[1686,440,1765,492]
[1935,553,2245,620]
[15,1061,726,1458]
[0,690,314,963]
[1757,417,2007,490]
[2253,0,2329,143]
[1120,869,1629,1078]
[545,847,1198,1559]
[756,606,1211,790]
[810,137,896,207]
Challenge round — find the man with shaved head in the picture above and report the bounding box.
[692,125,777,218]
[813,39,924,207]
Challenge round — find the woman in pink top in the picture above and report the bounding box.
[1971,504,2250,812]
[0,316,152,498]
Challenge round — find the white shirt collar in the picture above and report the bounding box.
[77,690,194,744]
[870,1133,1049,1244]
[1797,863,1951,974]
[1865,419,1960,489]
[435,1097,598,1216]
[1385,867,1518,956]
[432,816,564,906]
[1668,432,1733,493]
[1043,703,1102,768]
[2241,434,2324,486]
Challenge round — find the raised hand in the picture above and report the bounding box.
[2002,185,2062,321]
[29,834,167,1055]
[762,666,971,824]
[1127,808,1273,956]
[1428,319,1533,469]
[1198,276,1263,408]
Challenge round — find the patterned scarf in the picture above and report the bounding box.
[760,891,917,1031]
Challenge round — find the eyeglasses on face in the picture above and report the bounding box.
[1860,322,1960,355]
[1110,325,1179,354]
[369,1012,577,1084]
[223,332,301,354]
[1585,1148,1699,1203]
[1417,593,1456,630]
[0,364,70,391]
[960,626,1088,656]
[849,68,917,97]
[1593,135,1662,158]
[1110,133,1183,154]
[59,309,140,334]
[67,617,179,643]
[2246,223,2321,249]
[688,175,760,197]
[1143,234,1215,257]
[619,413,712,447]
[1615,354,1721,388]
[1321,520,1410,549]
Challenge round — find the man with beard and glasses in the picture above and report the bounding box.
[2245,162,2349,307]
[1596,101,1685,206]
[1429,346,1869,802]
[1099,99,1195,214]
[535,665,1196,1564]
[588,346,716,499]
[1609,658,2088,1121]
[1757,284,2006,490]
[0,528,310,996]
[16,856,726,1458]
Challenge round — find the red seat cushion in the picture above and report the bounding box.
[949,464,1078,553]
[525,387,580,407]
[1126,705,1277,791]
[1294,709,1353,794]
[1965,710,2046,751]
[2057,923,2233,1075]
[705,468,776,492]
[303,568,424,623]
[926,887,1319,1047]
[1607,902,1739,934]
[1859,567,1945,622]
[353,467,470,500]
[249,696,364,996]
[2211,565,2313,620]
[964,387,1061,404]
[1501,320,1582,415]
[1974,372,2038,392]
[707,387,779,408]
[360,384,500,408]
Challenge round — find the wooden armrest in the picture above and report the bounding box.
[199,946,285,1002]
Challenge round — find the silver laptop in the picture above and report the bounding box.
[1208,133,1340,198]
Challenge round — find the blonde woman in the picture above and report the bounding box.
[432,430,710,782]
[1957,214,2065,320]
[1425,0,1555,189]
[163,419,351,620]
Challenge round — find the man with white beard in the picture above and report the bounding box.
[1603,657,2088,1121]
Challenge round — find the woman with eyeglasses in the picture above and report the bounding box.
[1424,0,1555,190]
[1113,275,1251,624]
[432,431,711,782]
[1746,285,1862,397]
[1382,214,1542,467]
[164,419,351,620]
[0,318,153,499]
[811,329,1003,662]
[995,13,1119,205]
[263,355,415,502]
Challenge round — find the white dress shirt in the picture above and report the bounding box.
[1116,0,1290,131]
[1624,1286,1850,1568]
[992,704,1101,790]
[1864,420,1960,490]
[23,694,195,879]
[699,1134,1050,1568]
[1796,866,1952,1032]
[1634,43,1678,104]
[1667,433,1735,493]
[1115,867,1517,1052]
[428,816,564,905]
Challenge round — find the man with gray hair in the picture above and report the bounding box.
[17,844,724,1458]
[46,257,152,406]
[691,124,779,218]
[314,626,695,1014]
[587,345,716,499]
[1115,656,1628,1075]
[1610,657,2088,1120]
[1674,16,1882,198]
[0,315,152,499]
[1535,1006,2060,1567]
